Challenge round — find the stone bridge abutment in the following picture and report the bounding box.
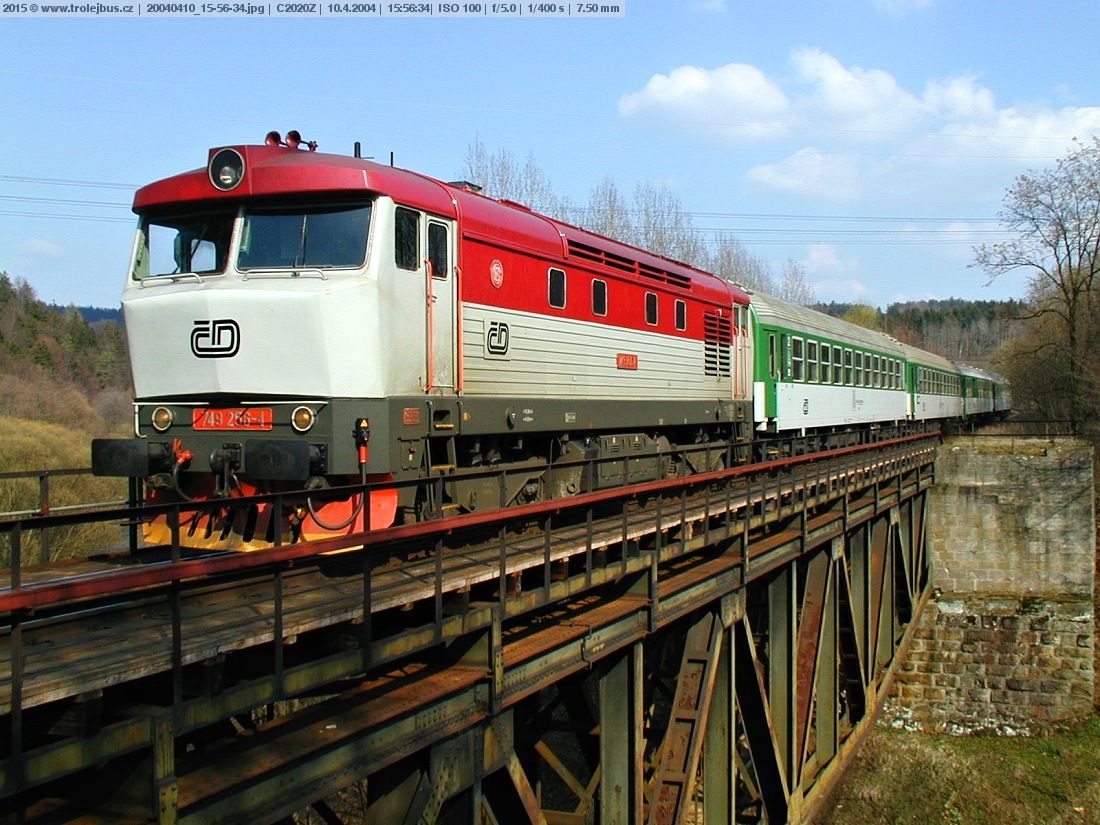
[888,436,1096,733]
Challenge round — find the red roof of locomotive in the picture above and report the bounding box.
[133,144,749,307]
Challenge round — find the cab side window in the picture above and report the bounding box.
[427,221,448,279]
[395,207,420,271]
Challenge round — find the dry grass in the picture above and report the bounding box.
[0,416,130,563]
[820,717,1100,825]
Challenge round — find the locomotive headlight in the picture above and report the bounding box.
[151,406,174,432]
[209,148,245,191]
[291,406,316,433]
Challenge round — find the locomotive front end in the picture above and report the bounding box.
[93,137,402,547]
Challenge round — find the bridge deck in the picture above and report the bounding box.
[0,445,916,715]
[0,435,937,823]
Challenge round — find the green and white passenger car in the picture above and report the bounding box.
[901,343,963,421]
[750,292,909,435]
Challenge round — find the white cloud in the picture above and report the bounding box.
[620,48,1100,208]
[791,47,925,136]
[618,62,789,139]
[17,238,65,260]
[748,149,863,200]
[813,278,871,303]
[803,243,854,276]
[891,290,939,303]
[923,75,996,121]
[620,49,1100,153]
[926,105,1100,158]
[790,245,868,302]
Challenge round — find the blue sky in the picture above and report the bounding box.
[3,0,1099,308]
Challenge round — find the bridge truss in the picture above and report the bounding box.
[0,434,935,824]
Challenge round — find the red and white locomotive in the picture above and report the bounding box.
[93,133,755,546]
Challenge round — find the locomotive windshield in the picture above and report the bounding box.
[132,211,235,279]
[237,202,372,270]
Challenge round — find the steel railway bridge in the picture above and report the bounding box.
[0,433,937,825]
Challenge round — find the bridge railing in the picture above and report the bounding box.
[0,432,941,805]
[942,418,1078,437]
[0,468,133,566]
[0,431,938,602]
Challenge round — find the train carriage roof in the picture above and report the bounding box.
[748,291,907,356]
[955,362,1009,384]
[898,342,958,374]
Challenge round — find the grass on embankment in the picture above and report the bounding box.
[0,416,130,563]
[819,716,1100,825]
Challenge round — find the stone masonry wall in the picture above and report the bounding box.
[887,437,1095,734]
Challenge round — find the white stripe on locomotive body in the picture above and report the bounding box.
[462,303,740,401]
[772,382,908,431]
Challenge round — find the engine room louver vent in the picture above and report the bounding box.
[567,240,693,290]
[704,312,732,378]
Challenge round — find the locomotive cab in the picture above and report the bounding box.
[92,136,464,542]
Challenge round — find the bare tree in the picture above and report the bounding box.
[583,177,634,244]
[631,182,706,265]
[992,321,1072,418]
[975,138,1100,421]
[775,258,816,306]
[704,233,774,293]
[462,136,565,217]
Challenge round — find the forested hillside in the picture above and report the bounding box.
[815,298,1025,365]
[0,271,131,437]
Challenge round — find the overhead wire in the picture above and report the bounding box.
[0,174,137,190]
[0,172,1014,243]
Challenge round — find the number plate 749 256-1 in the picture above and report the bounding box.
[192,408,274,431]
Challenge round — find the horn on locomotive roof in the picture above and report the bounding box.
[263,130,318,152]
